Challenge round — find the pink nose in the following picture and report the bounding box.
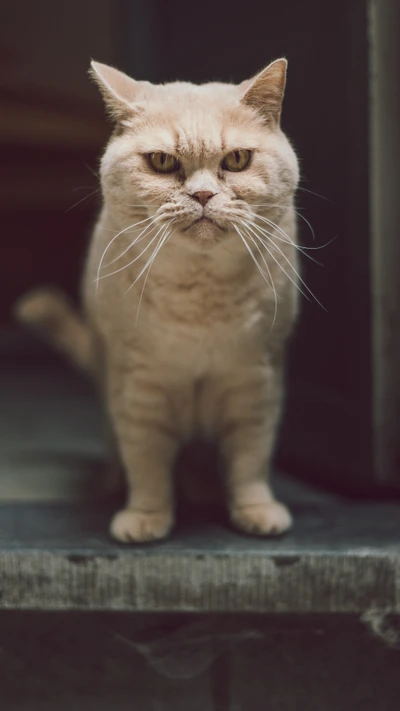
[192,191,215,207]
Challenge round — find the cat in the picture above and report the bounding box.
[16,58,300,543]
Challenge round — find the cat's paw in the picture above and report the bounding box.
[110,508,174,543]
[230,501,292,536]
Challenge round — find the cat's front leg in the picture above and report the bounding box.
[219,368,292,536]
[107,367,179,543]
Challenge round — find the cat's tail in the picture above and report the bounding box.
[14,288,95,377]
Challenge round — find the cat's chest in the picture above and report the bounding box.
[135,273,268,373]
[145,253,266,322]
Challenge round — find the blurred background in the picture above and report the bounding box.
[0,0,399,499]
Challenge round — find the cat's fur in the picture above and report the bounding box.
[16,58,300,542]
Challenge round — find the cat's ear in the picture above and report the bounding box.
[240,58,287,125]
[89,61,143,122]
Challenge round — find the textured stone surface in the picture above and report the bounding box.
[0,489,399,612]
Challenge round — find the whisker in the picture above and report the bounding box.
[72,185,98,192]
[250,221,323,266]
[294,210,315,242]
[254,208,317,244]
[250,202,320,243]
[126,226,171,296]
[253,212,299,247]
[256,215,336,253]
[134,226,174,324]
[134,227,167,319]
[244,224,313,306]
[268,239,326,309]
[247,222,326,310]
[251,203,302,211]
[101,223,149,233]
[239,223,278,327]
[95,215,156,289]
[98,223,166,283]
[84,162,100,179]
[121,204,152,208]
[232,224,275,294]
[253,217,336,262]
[65,189,100,213]
[297,186,333,203]
[253,211,334,253]
[104,216,159,267]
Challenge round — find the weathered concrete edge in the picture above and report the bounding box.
[0,551,399,613]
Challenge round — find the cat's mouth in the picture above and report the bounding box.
[182,216,224,232]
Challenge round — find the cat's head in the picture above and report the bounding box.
[91,59,299,251]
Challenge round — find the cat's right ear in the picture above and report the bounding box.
[89,61,144,123]
[240,58,287,125]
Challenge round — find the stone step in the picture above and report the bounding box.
[1,481,399,613]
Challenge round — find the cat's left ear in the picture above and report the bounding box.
[240,58,287,125]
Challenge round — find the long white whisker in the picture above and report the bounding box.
[84,162,99,179]
[232,225,275,293]
[104,216,159,267]
[253,212,298,247]
[134,227,167,321]
[96,215,155,289]
[293,210,315,241]
[126,225,172,297]
[239,224,278,328]
[242,220,313,304]
[268,238,326,309]
[251,204,316,242]
[248,222,326,310]
[255,214,336,254]
[65,189,99,213]
[250,220,323,265]
[134,226,174,324]
[255,214,325,253]
[97,223,165,283]
[297,186,333,202]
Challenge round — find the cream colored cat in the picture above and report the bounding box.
[16,58,300,543]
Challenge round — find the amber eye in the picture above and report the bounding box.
[148,152,180,173]
[222,149,252,172]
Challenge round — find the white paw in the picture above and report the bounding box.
[230,501,292,536]
[110,508,174,543]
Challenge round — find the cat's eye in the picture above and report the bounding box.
[222,149,252,172]
[148,152,180,174]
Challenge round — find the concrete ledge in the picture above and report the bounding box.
[0,487,399,613]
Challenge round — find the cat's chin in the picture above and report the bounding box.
[178,217,227,249]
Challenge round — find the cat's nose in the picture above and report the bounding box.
[191,191,215,207]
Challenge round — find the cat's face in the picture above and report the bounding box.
[93,60,299,251]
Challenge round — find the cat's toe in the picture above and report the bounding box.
[230,501,292,537]
[110,508,174,543]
